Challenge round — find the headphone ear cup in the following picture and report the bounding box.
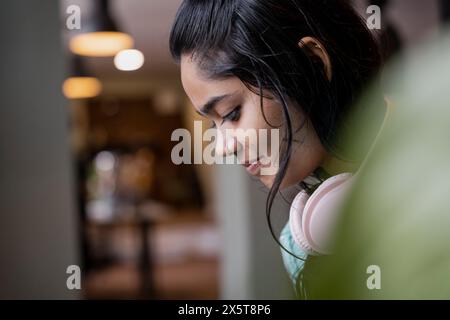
[289,173,354,256]
[289,190,320,255]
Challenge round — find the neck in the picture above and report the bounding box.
[319,153,358,177]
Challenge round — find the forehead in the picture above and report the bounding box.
[180,54,243,109]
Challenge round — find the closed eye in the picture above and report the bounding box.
[209,105,242,129]
[221,105,241,125]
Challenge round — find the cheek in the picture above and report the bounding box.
[257,119,328,190]
[281,133,328,188]
[245,92,284,128]
[238,101,281,152]
[262,97,284,125]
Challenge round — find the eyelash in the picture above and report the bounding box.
[210,106,241,129]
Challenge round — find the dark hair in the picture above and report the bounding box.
[169,0,381,264]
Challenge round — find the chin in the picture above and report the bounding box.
[259,174,276,189]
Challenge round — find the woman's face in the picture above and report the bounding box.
[180,54,327,189]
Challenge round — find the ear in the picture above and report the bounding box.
[298,36,332,81]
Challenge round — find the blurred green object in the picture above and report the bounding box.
[304,31,450,299]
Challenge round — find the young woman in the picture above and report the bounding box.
[169,0,384,297]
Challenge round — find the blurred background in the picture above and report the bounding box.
[0,0,449,299]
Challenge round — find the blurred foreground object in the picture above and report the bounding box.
[306,30,450,299]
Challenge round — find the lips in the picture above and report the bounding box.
[245,161,262,175]
[242,158,262,176]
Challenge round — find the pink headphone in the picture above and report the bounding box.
[289,172,355,255]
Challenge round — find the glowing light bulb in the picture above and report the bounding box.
[114,49,145,71]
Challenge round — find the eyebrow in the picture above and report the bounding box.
[197,93,235,117]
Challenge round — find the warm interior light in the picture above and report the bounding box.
[69,32,134,57]
[63,77,102,99]
[114,49,145,71]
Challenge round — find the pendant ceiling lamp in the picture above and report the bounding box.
[63,55,102,99]
[69,0,133,57]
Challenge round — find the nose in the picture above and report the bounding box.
[215,129,238,158]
